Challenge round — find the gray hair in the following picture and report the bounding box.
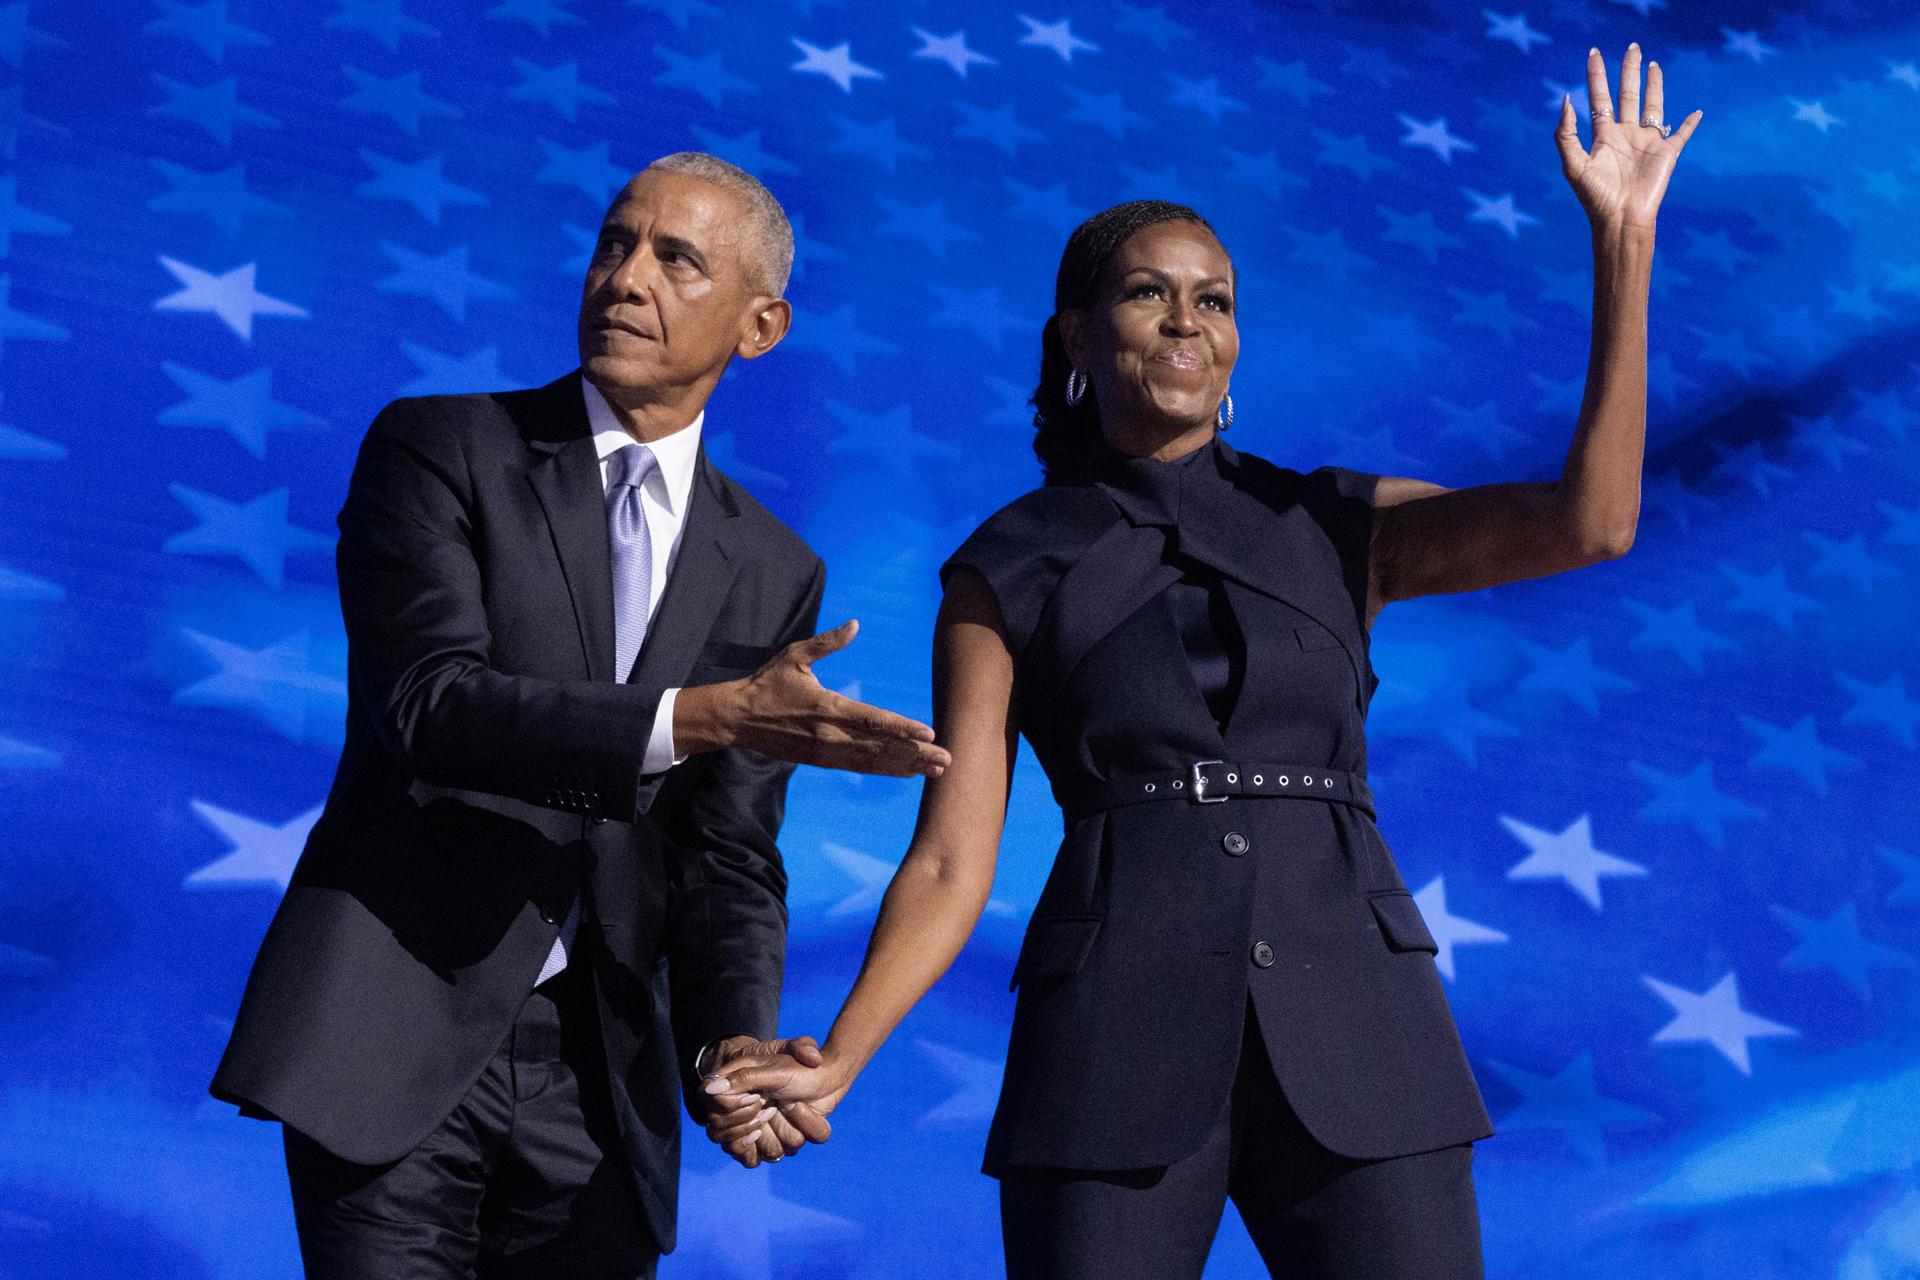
[646,151,794,297]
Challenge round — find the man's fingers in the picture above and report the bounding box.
[765,1110,809,1156]
[711,1106,776,1147]
[785,619,859,668]
[822,691,938,745]
[775,1036,825,1068]
[780,1101,833,1144]
[727,1132,763,1167]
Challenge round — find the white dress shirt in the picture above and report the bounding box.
[584,374,703,774]
[539,377,704,986]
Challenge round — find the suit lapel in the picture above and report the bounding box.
[525,377,617,683]
[626,448,739,690]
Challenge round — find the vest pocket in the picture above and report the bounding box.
[1010,914,1103,990]
[1369,891,1438,954]
[1295,623,1342,652]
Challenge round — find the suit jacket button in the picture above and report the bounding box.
[1251,941,1275,968]
[1223,832,1249,856]
[541,910,557,925]
[591,817,607,825]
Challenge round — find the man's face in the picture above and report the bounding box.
[577,169,763,405]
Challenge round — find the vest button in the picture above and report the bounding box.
[1251,941,1275,968]
[1222,832,1249,856]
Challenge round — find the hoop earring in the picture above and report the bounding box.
[1065,369,1087,406]
[1217,392,1234,430]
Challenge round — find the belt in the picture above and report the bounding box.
[1061,760,1375,820]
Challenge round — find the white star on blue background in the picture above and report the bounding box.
[1643,972,1797,1075]
[1501,814,1648,910]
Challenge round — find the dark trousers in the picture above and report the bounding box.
[1000,1003,1483,1280]
[283,964,657,1280]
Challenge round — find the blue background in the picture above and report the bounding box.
[2,0,1918,1275]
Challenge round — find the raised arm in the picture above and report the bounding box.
[1366,45,1701,622]
[703,566,1019,1143]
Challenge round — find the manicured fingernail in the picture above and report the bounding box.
[756,1107,776,1123]
[1589,46,1599,55]
[703,1077,729,1094]
[1629,42,1639,51]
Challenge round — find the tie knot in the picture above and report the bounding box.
[607,443,657,493]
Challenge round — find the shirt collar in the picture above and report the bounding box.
[582,375,704,517]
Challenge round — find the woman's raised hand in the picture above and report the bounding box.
[1555,44,1701,232]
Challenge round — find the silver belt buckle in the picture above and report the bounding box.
[1192,759,1229,803]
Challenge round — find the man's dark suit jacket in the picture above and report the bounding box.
[210,373,823,1252]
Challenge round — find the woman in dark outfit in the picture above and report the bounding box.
[711,47,1699,1278]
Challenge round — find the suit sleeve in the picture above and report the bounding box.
[663,556,825,1109]
[337,397,663,819]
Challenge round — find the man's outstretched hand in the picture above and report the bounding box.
[674,620,951,777]
[700,1035,835,1168]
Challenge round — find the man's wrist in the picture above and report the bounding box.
[672,680,747,756]
[693,1036,731,1078]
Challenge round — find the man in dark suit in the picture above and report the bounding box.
[210,152,947,1279]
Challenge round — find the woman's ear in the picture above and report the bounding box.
[1057,309,1089,373]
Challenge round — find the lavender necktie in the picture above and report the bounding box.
[535,442,656,988]
[607,442,657,683]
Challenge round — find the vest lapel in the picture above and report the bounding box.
[1174,448,1372,707]
[1028,511,1184,704]
[524,378,617,683]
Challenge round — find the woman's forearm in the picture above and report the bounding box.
[819,846,997,1081]
[1558,220,1656,557]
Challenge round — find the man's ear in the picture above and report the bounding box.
[736,297,792,361]
[1057,309,1089,373]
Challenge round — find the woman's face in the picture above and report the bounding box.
[1064,220,1239,444]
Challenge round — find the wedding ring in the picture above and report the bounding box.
[1640,116,1673,137]
[1590,107,1613,123]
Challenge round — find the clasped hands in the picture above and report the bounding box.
[698,1034,849,1169]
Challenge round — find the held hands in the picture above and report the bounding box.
[1555,44,1701,233]
[681,620,952,778]
[698,1035,837,1168]
[700,1037,853,1169]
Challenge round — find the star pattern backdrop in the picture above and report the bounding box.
[0,0,1917,1276]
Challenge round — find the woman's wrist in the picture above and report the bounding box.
[1591,216,1657,256]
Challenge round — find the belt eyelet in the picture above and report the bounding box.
[1252,774,1263,785]
[1278,775,1289,786]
